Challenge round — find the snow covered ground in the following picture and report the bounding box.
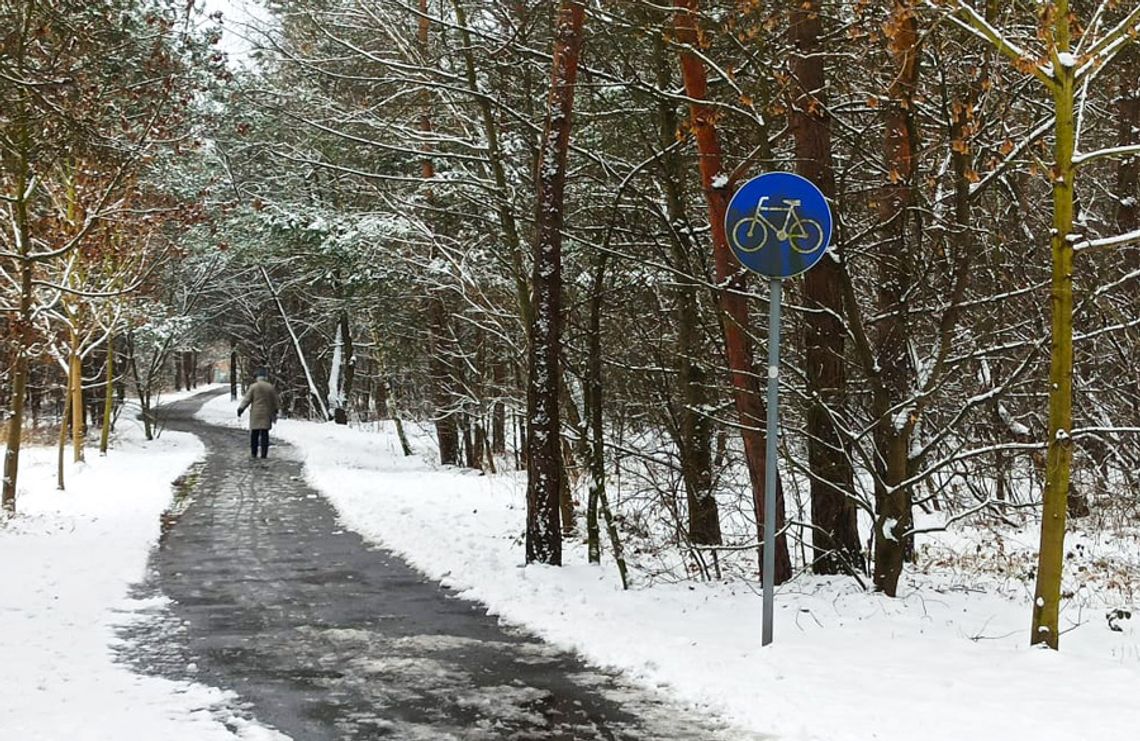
[5,385,1133,741]
[198,391,1140,741]
[0,389,284,741]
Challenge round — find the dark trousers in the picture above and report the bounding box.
[250,429,270,458]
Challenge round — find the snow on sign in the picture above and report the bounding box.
[724,172,833,278]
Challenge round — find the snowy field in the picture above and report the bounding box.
[0,389,283,741]
[197,391,1140,741]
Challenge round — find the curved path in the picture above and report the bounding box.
[121,391,756,740]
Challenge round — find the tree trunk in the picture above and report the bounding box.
[375,368,390,420]
[585,251,629,587]
[99,332,115,455]
[260,267,327,419]
[188,351,197,389]
[560,438,577,535]
[126,334,153,442]
[70,331,85,463]
[871,0,920,596]
[492,361,507,455]
[418,0,459,463]
[1031,3,1077,650]
[673,0,791,582]
[330,316,348,425]
[654,31,721,548]
[1116,49,1138,235]
[340,312,355,420]
[386,375,412,456]
[230,345,238,401]
[57,370,72,491]
[525,0,586,566]
[2,174,35,513]
[461,414,476,469]
[788,0,861,576]
[475,420,491,472]
[586,257,605,565]
[374,338,414,457]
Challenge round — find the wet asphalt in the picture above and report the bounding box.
[119,391,756,741]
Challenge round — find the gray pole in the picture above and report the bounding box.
[763,278,782,646]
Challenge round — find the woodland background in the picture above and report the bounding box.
[3,0,1139,651]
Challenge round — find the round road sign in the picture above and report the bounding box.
[724,172,833,279]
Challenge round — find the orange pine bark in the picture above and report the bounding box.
[673,0,791,583]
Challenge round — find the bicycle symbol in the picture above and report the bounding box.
[730,197,825,256]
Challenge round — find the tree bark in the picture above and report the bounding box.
[525,0,586,566]
[174,352,183,391]
[57,370,72,491]
[126,333,153,442]
[672,0,792,582]
[1116,49,1139,236]
[871,0,921,596]
[188,351,197,389]
[653,31,721,548]
[2,153,35,513]
[492,361,507,455]
[1031,1,1076,650]
[584,250,629,587]
[789,0,861,576]
[230,345,238,401]
[418,0,459,463]
[99,333,115,455]
[70,331,85,463]
[340,312,355,420]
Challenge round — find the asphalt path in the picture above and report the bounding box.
[120,391,758,740]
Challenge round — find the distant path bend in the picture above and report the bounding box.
[122,390,756,741]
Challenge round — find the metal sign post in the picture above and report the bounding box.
[724,172,833,647]
[762,278,781,646]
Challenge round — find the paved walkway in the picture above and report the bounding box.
[121,391,753,740]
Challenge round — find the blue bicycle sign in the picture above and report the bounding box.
[724,172,833,278]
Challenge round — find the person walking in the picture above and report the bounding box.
[238,369,280,459]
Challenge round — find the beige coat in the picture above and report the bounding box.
[238,379,280,430]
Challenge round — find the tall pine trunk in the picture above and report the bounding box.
[418,0,459,463]
[789,0,861,575]
[525,0,586,566]
[673,0,791,583]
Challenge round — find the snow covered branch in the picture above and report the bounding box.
[1073,4,1140,81]
[1072,227,1140,253]
[1072,143,1140,167]
[930,0,1057,90]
